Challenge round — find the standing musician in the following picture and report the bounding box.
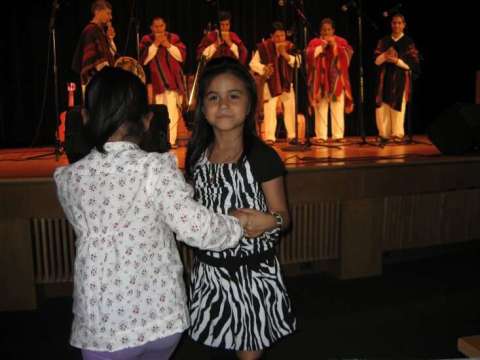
[140,17,186,149]
[72,0,115,88]
[196,11,248,64]
[250,21,301,145]
[374,13,420,142]
[306,18,354,144]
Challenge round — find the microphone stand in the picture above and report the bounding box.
[282,0,340,152]
[281,51,308,152]
[27,0,64,161]
[401,71,429,145]
[183,1,220,131]
[348,0,383,148]
[50,0,62,160]
[135,18,140,60]
[124,0,140,59]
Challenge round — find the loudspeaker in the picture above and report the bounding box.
[427,103,480,155]
[64,106,91,163]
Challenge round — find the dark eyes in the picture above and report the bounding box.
[205,93,242,102]
[206,94,219,102]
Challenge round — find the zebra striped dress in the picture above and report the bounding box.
[188,140,296,351]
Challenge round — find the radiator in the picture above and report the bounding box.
[31,218,75,284]
[278,201,340,264]
[31,202,340,283]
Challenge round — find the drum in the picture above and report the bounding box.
[114,56,146,84]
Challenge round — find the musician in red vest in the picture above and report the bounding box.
[306,18,354,144]
[196,11,247,64]
[72,0,115,88]
[250,22,301,144]
[140,17,186,149]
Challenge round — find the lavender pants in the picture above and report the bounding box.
[81,332,182,360]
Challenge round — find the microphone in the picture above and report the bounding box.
[341,0,357,12]
[382,3,402,17]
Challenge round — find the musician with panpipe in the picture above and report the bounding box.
[140,17,186,149]
[196,11,247,64]
[306,18,354,144]
[250,22,301,145]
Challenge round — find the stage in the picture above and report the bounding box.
[0,135,446,178]
[2,135,480,311]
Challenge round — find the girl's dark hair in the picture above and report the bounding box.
[185,56,259,180]
[84,67,148,153]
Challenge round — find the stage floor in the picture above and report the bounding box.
[0,135,451,179]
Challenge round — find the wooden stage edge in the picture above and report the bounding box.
[0,135,478,178]
[1,135,480,311]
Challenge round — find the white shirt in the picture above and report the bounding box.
[54,142,243,351]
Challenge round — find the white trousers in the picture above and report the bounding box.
[375,92,407,139]
[313,92,345,140]
[154,90,181,145]
[263,89,296,142]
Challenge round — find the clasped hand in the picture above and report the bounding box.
[385,47,398,63]
[229,208,277,238]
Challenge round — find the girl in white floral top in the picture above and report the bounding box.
[54,67,257,360]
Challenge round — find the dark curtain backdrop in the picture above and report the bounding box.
[2,0,479,147]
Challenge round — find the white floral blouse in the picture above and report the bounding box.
[54,142,243,351]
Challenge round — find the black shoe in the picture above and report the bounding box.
[378,136,389,144]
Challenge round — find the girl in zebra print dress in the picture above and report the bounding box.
[185,57,296,359]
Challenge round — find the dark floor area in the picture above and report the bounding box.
[1,243,479,359]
